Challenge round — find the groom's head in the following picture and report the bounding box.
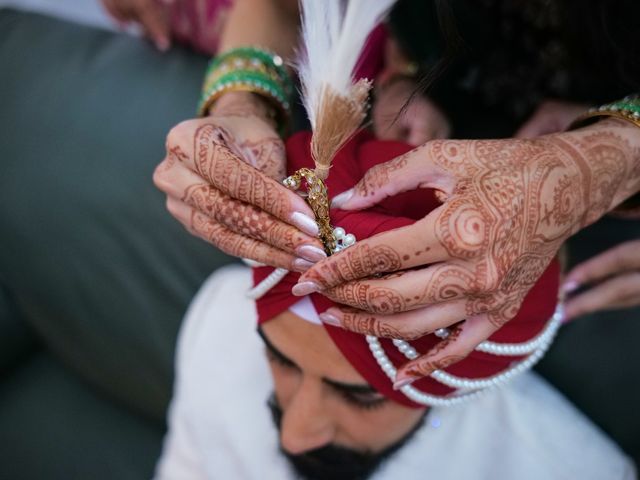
[259,311,427,480]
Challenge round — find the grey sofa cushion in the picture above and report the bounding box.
[0,282,38,374]
[0,353,163,480]
[0,8,234,421]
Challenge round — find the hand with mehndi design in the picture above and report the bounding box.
[293,118,640,388]
[563,239,640,321]
[154,91,326,272]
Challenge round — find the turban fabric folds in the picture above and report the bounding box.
[254,132,560,408]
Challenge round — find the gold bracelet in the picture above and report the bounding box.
[198,80,287,122]
[570,99,640,130]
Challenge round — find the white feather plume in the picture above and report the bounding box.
[298,0,395,127]
[297,0,395,178]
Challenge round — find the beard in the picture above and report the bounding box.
[267,394,427,480]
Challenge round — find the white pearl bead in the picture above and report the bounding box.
[343,233,356,246]
[365,303,564,407]
[434,328,450,339]
[333,227,345,239]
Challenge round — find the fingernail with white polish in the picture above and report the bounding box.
[292,281,320,296]
[296,245,327,262]
[562,280,580,294]
[393,376,416,391]
[292,258,314,272]
[319,312,342,327]
[291,212,319,236]
[331,189,354,208]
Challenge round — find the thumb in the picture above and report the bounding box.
[331,143,453,210]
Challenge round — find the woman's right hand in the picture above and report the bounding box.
[153,92,326,271]
[563,239,640,320]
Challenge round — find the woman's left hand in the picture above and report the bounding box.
[292,119,640,388]
[563,239,640,320]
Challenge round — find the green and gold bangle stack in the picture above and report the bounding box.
[571,94,640,129]
[197,46,294,131]
[571,94,640,215]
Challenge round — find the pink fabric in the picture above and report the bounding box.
[169,0,233,55]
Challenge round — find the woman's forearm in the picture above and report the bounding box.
[207,1,300,119]
[219,0,300,59]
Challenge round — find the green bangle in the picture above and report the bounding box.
[199,70,289,111]
[205,46,293,96]
[605,98,640,117]
[198,46,294,135]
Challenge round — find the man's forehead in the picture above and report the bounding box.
[260,311,368,384]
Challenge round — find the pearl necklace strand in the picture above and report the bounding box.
[247,267,289,300]
[367,304,564,407]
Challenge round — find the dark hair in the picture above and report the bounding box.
[389,0,640,95]
[386,0,640,135]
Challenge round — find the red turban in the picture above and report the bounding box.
[254,131,560,408]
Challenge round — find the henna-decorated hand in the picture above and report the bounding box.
[563,239,640,320]
[373,77,450,146]
[293,119,640,387]
[154,92,326,271]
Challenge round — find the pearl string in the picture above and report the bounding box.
[475,308,563,355]
[368,335,485,407]
[367,304,564,407]
[246,268,289,299]
[393,304,563,359]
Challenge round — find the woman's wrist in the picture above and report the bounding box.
[598,118,640,216]
[207,91,279,130]
[556,117,640,223]
[586,117,640,205]
[197,46,293,134]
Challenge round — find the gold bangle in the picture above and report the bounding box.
[201,57,285,95]
[571,107,640,130]
[199,82,284,115]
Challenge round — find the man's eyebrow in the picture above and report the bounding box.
[256,326,377,394]
[322,378,378,395]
